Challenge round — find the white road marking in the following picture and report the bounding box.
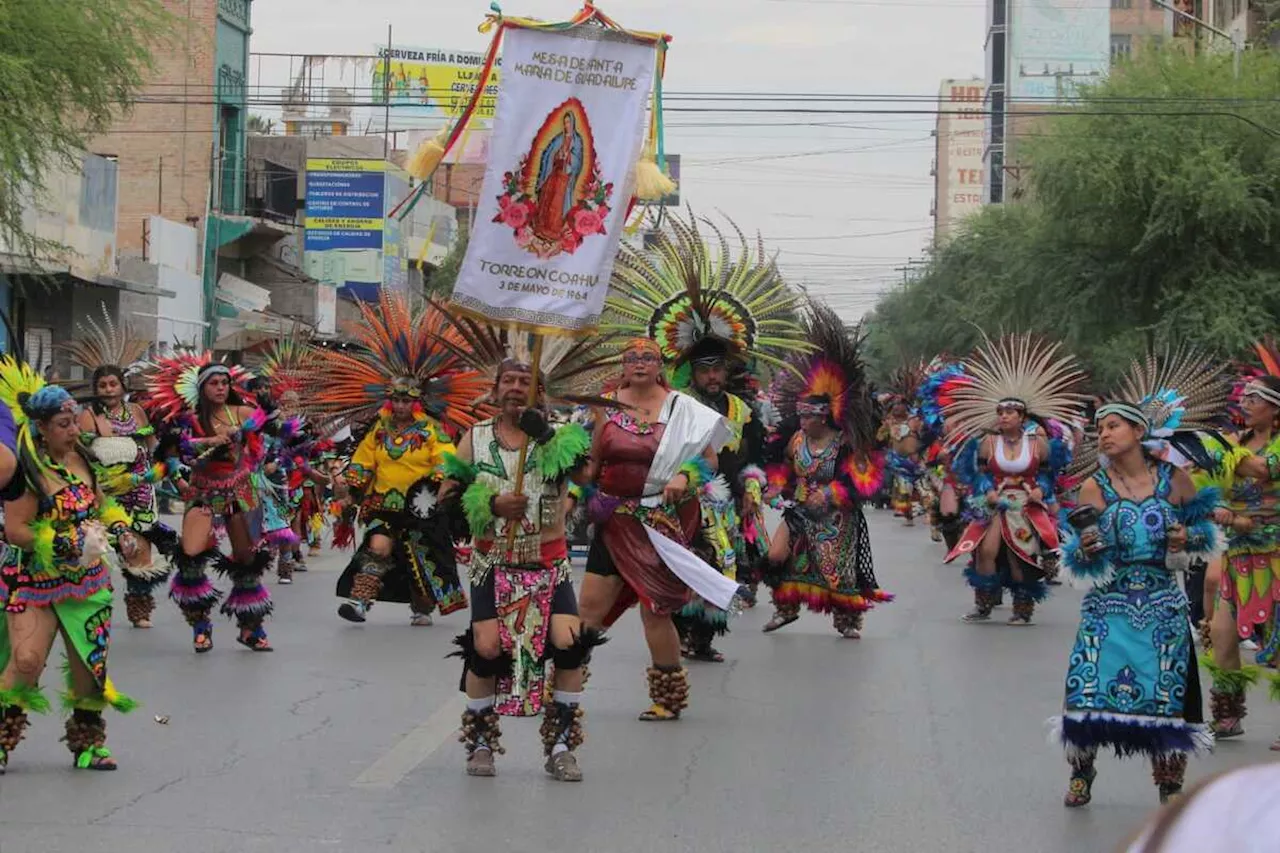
[350,695,464,789]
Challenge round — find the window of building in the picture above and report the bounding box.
[1112,0,1131,8]
[989,90,1005,147]
[1111,34,1133,60]
[992,0,1006,27]
[988,151,1004,204]
[990,31,1006,84]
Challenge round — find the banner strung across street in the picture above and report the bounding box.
[451,25,656,333]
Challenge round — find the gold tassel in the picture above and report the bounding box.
[633,154,676,202]
[407,125,451,181]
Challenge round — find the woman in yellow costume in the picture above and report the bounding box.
[0,357,139,774]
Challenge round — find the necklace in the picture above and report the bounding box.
[1112,462,1154,502]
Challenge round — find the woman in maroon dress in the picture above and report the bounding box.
[578,338,724,722]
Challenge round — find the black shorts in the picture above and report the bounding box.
[584,535,618,578]
[470,572,579,623]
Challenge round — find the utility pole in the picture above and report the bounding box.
[383,25,393,158]
[1150,0,1242,79]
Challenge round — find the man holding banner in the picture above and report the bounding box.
[442,353,600,781]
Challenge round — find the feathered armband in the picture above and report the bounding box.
[1061,528,1114,588]
[441,453,477,487]
[534,422,590,481]
[461,481,500,536]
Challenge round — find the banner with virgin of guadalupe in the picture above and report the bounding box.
[451,24,657,333]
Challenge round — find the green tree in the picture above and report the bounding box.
[0,0,172,258]
[247,114,276,135]
[425,234,467,297]
[865,48,1280,384]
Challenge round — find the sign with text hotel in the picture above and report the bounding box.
[935,79,986,244]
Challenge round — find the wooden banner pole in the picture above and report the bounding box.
[504,334,544,557]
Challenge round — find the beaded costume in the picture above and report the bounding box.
[763,303,890,637]
[604,210,806,660]
[145,351,278,651]
[0,359,138,774]
[60,304,174,627]
[308,290,487,624]
[1054,348,1229,806]
[942,334,1084,624]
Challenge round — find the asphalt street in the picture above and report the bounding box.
[1,510,1277,853]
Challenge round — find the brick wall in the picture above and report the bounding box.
[90,0,219,260]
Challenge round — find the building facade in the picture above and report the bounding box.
[982,0,1174,205]
[89,0,254,347]
[932,79,987,246]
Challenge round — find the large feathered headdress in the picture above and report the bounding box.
[1078,345,1230,473]
[0,354,83,491]
[57,302,150,389]
[141,349,254,423]
[604,210,812,377]
[917,356,969,435]
[886,359,928,409]
[306,289,489,431]
[771,302,877,450]
[942,333,1086,444]
[428,300,618,411]
[257,326,318,401]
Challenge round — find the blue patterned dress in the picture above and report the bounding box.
[1059,463,1213,759]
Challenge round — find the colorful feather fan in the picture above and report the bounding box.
[257,325,318,400]
[771,302,878,452]
[305,289,489,432]
[886,359,928,409]
[428,299,619,411]
[0,355,45,434]
[57,302,151,391]
[942,332,1087,444]
[141,350,254,423]
[1073,344,1230,478]
[604,209,812,375]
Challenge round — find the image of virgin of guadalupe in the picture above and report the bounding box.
[531,110,585,242]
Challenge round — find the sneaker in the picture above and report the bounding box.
[961,610,992,623]
[338,600,368,623]
[279,576,293,585]
[466,748,496,777]
[1243,639,1260,651]
[545,750,583,782]
[410,612,433,627]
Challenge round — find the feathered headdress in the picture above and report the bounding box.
[428,300,619,411]
[1079,345,1230,473]
[142,349,254,423]
[306,289,489,431]
[0,354,77,490]
[604,209,812,379]
[57,302,150,390]
[942,332,1086,444]
[886,359,928,409]
[257,326,317,401]
[771,302,877,451]
[917,357,969,435]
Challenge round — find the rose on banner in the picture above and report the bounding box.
[451,24,657,333]
[494,97,615,261]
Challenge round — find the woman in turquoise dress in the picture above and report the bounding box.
[1057,401,1219,807]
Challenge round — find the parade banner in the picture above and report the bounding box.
[451,25,657,333]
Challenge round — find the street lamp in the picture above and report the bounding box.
[1150,0,1243,79]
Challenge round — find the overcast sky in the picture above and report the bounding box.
[251,0,987,320]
